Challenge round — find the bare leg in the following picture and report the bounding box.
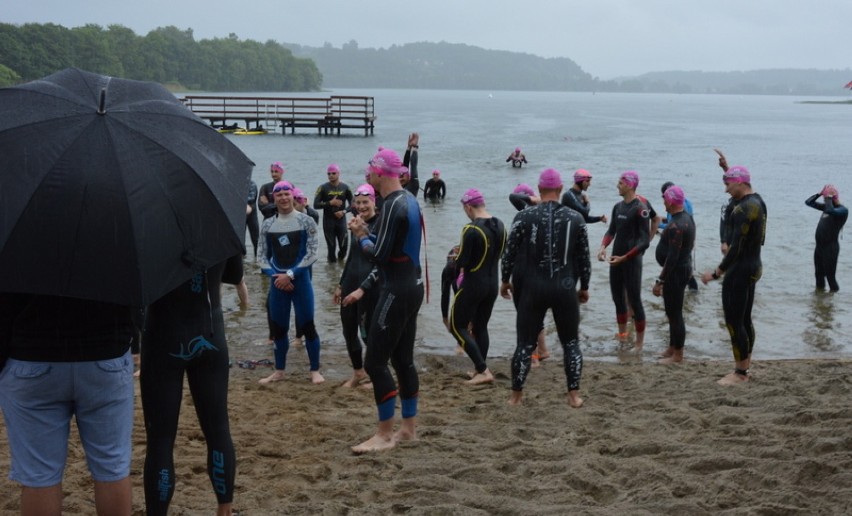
[236,279,249,308]
[352,418,397,453]
[217,503,233,516]
[658,348,683,364]
[659,346,674,358]
[535,330,549,360]
[634,330,644,351]
[394,416,417,443]
[342,368,369,388]
[717,358,751,385]
[259,369,285,384]
[507,390,523,406]
[94,477,132,516]
[465,368,494,385]
[310,370,325,384]
[22,484,63,515]
[567,390,584,409]
[616,322,629,343]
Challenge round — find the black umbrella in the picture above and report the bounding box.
[0,68,254,306]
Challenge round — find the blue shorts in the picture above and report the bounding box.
[0,351,134,487]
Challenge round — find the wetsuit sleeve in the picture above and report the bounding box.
[359,196,404,263]
[422,182,429,200]
[440,264,454,318]
[501,213,526,282]
[601,205,618,247]
[804,193,824,211]
[289,215,319,277]
[659,215,669,231]
[624,204,651,260]
[440,182,446,199]
[247,181,258,205]
[358,266,379,292]
[455,225,479,271]
[408,149,418,178]
[258,216,274,274]
[221,254,244,285]
[575,223,591,291]
[509,193,532,211]
[824,199,848,218]
[658,223,684,282]
[313,184,329,210]
[720,199,734,244]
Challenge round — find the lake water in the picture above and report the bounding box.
[218,89,852,363]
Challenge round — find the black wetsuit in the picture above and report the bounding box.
[141,255,242,514]
[502,201,591,392]
[313,181,353,262]
[441,256,461,322]
[450,217,507,374]
[339,214,379,371]
[717,193,767,362]
[805,194,848,291]
[561,187,604,223]
[403,148,420,196]
[258,181,278,219]
[602,196,653,331]
[357,189,424,422]
[423,178,446,202]
[246,181,259,259]
[655,211,696,350]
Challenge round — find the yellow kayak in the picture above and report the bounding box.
[233,127,268,135]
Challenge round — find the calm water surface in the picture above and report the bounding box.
[217,89,852,363]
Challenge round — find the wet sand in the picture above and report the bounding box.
[2,353,851,514]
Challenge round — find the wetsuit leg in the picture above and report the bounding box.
[267,286,294,370]
[322,219,337,262]
[470,286,498,363]
[340,294,363,370]
[825,241,840,291]
[364,284,424,421]
[140,344,186,515]
[663,267,690,350]
[722,267,757,362]
[609,263,630,323]
[449,285,489,374]
[335,219,348,261]
[246,212,259,259]
[623,258,645,329]
[291,274,320,371]
[512,284,549,391]
[814,246,826,290]
[550,279,582,391]
[185,330,234,505]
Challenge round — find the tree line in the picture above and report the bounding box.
[0,23,322,91]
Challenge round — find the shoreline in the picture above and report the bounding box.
[2,352,851,514]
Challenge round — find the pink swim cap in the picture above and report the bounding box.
[291,187,306,201]
[515,147,521,153]
[432,170,441,177]
[723,166,751,184]
[663,185,685,206]
[369,148,408,177]
[538,168,563,189]
[620,171,639,189]
[573,169,592,184]
[354,183,376,202]
[270,161,285,174]
[821,184,839,202]
[460,188,485,206]
[327,164,340,174]
[513,183,535,196]
[272,180,294,193]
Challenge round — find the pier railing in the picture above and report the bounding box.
[179,95,375,136]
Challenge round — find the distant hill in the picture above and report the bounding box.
[287,41,852,96]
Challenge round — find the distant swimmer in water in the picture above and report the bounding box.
[805,184,848,292]
[506,147,528,168]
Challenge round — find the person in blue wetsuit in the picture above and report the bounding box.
[659,181,699,291]
[335,184,381,388]
[450,189,506,385]
[702,166,767,386]
[652,186,696,364]
[805,185,848,292]
[501,168,591,408]
[258,181,324,385]
[141,254,243,516]
[561,169,608,224]
[597,171,657,351]
[348,148,424,453]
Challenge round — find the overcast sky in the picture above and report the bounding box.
[5,0,851,79]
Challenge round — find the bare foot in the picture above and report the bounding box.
[259,370,285,384]
[536,351,550,361]
[465,369,495,385]
[455,346,464,356]
[567,391,584,408]
[310,371,325,384]
[133,369,141,378]
[292,336,303,347]
[659,347,674,358]
[465,370,476,379]
[658,349,683,364]
[616,332,629,343]
[342,370,368,388]
[531,356,541,368]
[717,372,749,386]
[507,390,523,406]
[351,433,396,454]
[395,418,417,443]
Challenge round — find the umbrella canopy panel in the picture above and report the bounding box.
[0,68,254,306]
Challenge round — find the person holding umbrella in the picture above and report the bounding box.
[0,69,253,514]
[258,181,324,385]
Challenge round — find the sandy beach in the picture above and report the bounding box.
[1,351,850,515]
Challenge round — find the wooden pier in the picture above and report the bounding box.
[179,95,375,136]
